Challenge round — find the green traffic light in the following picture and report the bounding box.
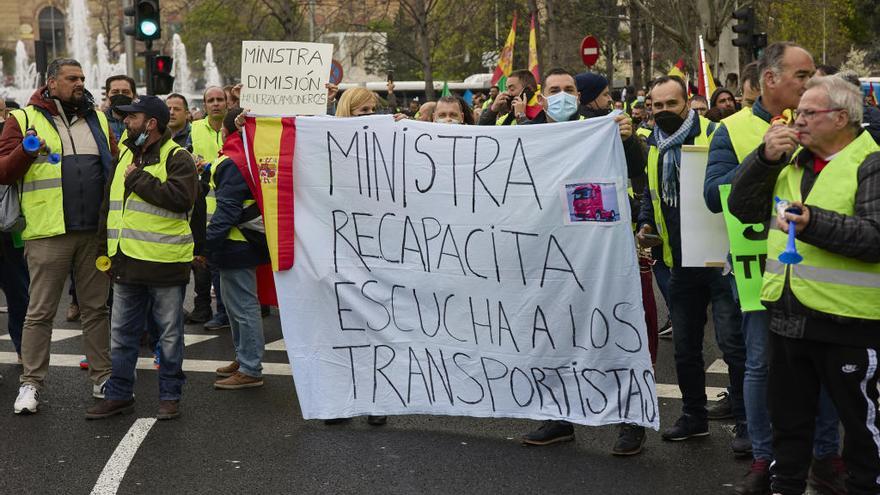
[140,20,158,37]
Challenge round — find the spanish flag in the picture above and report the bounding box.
[698,47,717,100]
[492,13,517,86]
[668,58,687,80]
[528,13,540,83]
[239,116,296,273]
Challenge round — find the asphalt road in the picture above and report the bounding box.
[0,282,760,495]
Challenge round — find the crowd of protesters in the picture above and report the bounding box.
[1,40,880,495]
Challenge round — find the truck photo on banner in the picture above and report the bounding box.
[250,114,659,429]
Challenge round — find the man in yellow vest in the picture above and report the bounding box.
[705,43,845,495]
[86,95,198,420]
[0,59,117,415]
[727,74,880,495]
[190,86,230,330]
[634,76,746,449]
[205,108,270,390]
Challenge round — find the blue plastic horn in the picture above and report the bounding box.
[775,196,803,265]
[22,134,40,153]
[22,135,61,164]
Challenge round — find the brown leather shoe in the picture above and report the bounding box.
[85,399,135,420]
[214,371,264,390]
[157,400,180,420]
[215,361,240,377]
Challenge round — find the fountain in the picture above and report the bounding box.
[0,40,40,104]
[66,0,94,91]
[171,34,193,95]
[203,42,222,88]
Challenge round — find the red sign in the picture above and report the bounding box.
[580,36,600,67]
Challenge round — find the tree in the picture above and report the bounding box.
[630,0,736,71]
[179,0,302,81]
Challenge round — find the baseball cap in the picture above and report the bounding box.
[115,95,170,128]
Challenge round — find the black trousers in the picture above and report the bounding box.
[768,330,880,495]
[191,262,212,314]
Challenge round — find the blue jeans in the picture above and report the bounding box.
[741,310,840,461]
[219,267,264,377]
[670,267,745,421]
[0,233,29,355]
[104,283,186,401]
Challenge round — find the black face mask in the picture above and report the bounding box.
[632,117,643,127]
[654,110,685,134]
[110,94,133,112]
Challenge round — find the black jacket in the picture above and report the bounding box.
[728,133,880,346]
[205,157,270,269]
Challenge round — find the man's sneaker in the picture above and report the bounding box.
[92,380,107,399]
[808,455,847,495]
[185,308,212,324]
[204,314,230,331]
[79,357,89,370]
[14,384,39,414]
[661,414,709,441]
[611,423,646,456]
[731,421,753,457]
[707,391,734,420]
[658,319,673,338]
[85,399,135,420]
[66,303,80,322]
[734,458,771,495]
[157,400,180,420]
[521,420,575,446]
[214,371,264,390]
[216,361,240,378]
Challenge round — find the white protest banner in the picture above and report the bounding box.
[275,115,658,429]
[239,40,334,116]
[680,145,729,267]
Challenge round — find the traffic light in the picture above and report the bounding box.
[124,0,162,42]
[732,7,755,49]
[151,55,174,95]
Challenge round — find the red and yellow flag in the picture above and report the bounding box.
[528,13,540,84]
[492,13,517,86]
[668,58,686,80]
[240,116,296,272]
[698,51,717,99]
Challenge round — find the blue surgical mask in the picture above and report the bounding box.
[134,131,148,146]
[546,92,579,122]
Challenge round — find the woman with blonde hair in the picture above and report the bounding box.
[335,87,379,117]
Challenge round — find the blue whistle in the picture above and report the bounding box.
[22,135,60,164]
[775,196,803,265]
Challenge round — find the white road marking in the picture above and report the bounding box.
[183,334,218,346]
[90,418,156,495]
[0,351,729,400]
[0,328,82,343]
[264,338,287,351]
[706,359,729,375]
[0,331,217,347]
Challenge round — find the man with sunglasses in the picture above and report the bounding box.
[727,74,880,495]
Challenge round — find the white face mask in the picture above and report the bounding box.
[434,117,461,124]
[546,92,579,122]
